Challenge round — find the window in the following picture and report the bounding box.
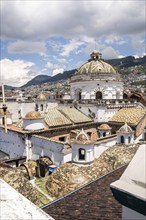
[123,93,128,99]
[79,148,86,160]
[87,132,92,138]
[35,104,38,111]
[96,91,102,99]
[78,91,82,100]
[40,104,43,111]
[128,136,131,143]
[120,135,125,144]
[59,136,66,142]
[18,109,21,119]
[103,132,106,137]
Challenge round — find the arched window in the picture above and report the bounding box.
[123,93,128,99]
[78,91,82,100]
[120,135,125,144]
[35,104,38,111]
[79,148,86,160]
[75,89,82,100]
[116,91,121,99]
[128,136,131,144]
[103,132,106,137]
[96,91,102,99]
[40,104,43,111]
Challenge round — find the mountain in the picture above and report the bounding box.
[0,85,17,90]
[21,75,51,87]
[18,56,146,88]
[21,69,76,88]
[47,69,76,82]
[106,56,146,68]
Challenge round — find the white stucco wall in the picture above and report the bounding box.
[5,101,58,123]
[94,137,117,158]
[117,132,134,145]
[30,136,65,165]
[72,143,94,164]
[134,133,144,143]
[76,106,118,122]
[6,102,35,122]
[0,116,12,125]
[23,119,45,131]
[63,153,72,163]
[70,80,123,100]
[0,128,69,165]
[0,128,26,158]
[98,130,111,138]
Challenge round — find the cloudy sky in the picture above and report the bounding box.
[0,0,145,87]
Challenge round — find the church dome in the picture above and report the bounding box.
[118,122,133,133]
[36,92,47,101]
[25,111,43,119]
[76,51,116,75]
[75,129,91,144]
[98,123,111,130]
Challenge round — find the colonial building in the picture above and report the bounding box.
[70,50,123,100]
[61,50,144,122]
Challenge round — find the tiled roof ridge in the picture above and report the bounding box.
[58,108,75,124]
[41,164,127,209]
[58,107,92,124]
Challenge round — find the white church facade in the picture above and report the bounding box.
[61,51,139,122]
[70,51,123,101]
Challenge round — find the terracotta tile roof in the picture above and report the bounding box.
[42,166,126,220]
[41,109,72,127]
[16,108,92,129]
[59,107,92,124]
[109,108,146,125]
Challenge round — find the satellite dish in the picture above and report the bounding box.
[1,83,7,133]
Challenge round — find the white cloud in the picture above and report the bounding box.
[45,62,54,69]
[61,39,84,57]
[1,1,144,40]
[101,46,121,60]
[0,59,40,87]
[83,40,122,60]
[8,40,47,55]
[45,61,65,70]
[52,68,64,77]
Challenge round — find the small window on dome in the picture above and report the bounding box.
[79,148,86,160]
[35,104,38,111]
[40,104,43,111]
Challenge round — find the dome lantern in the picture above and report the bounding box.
[90,50,102,61]
[116,122,134,145]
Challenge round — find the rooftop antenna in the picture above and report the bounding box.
[2,83,7,133]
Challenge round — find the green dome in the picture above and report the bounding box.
[76,51,116,75]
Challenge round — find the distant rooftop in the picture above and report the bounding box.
[109,108,146,125]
